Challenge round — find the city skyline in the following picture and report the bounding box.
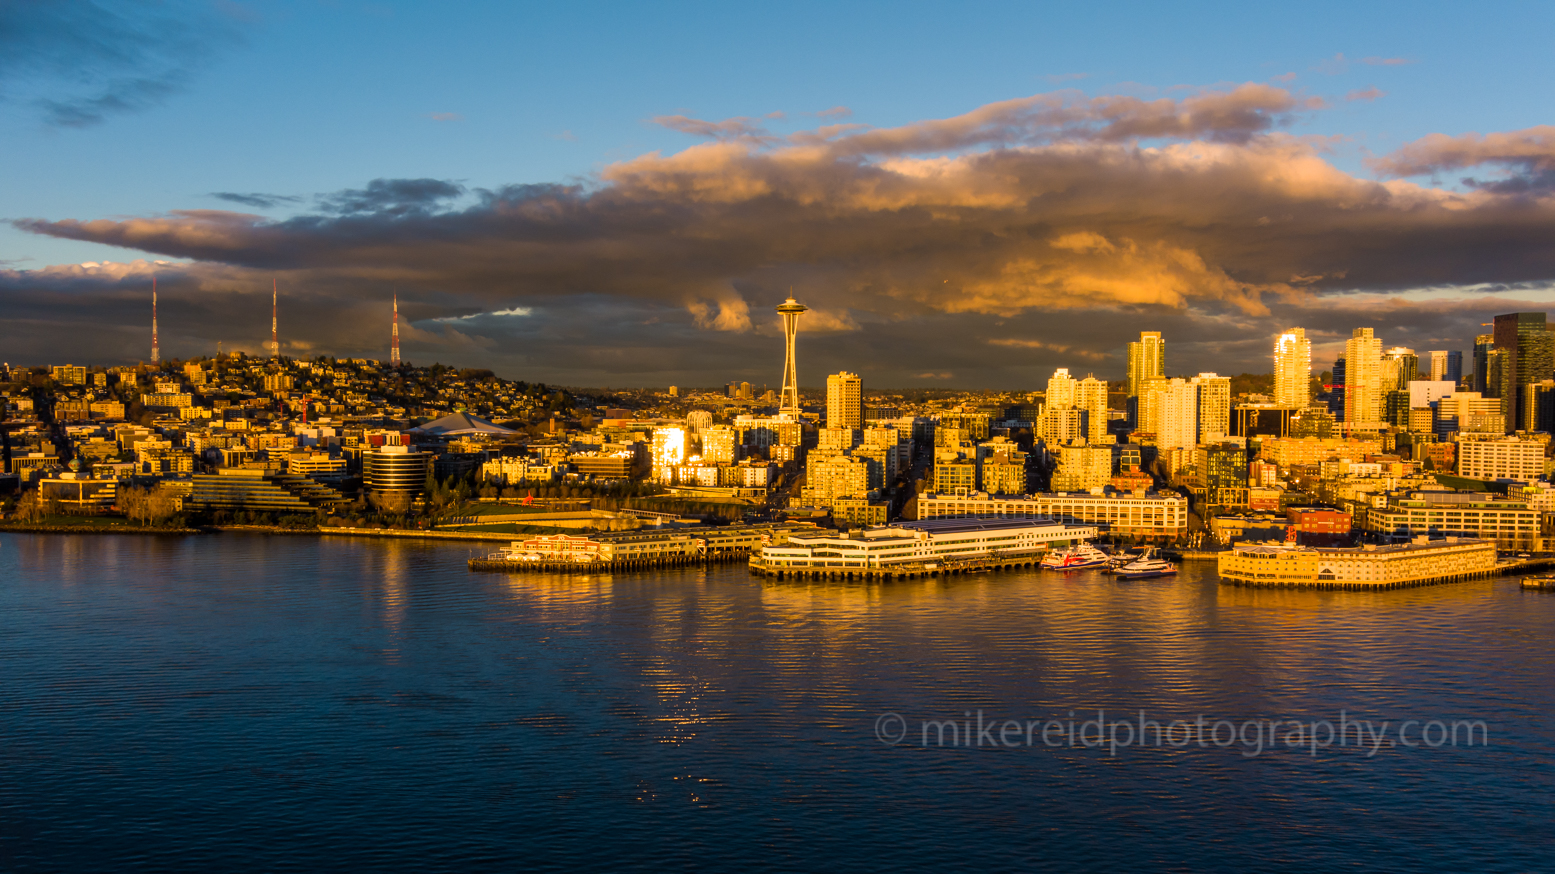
[4,3,1555,387]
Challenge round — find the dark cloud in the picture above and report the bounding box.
[210,192,305,209]
[0,0,245,127]
[315,178,467,216]
[7,86,1555,384]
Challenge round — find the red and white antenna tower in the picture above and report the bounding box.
[271,278,279,358]
[391,292,401,364]
[151,276,160,364]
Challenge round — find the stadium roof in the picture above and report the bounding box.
[408,411,518,437]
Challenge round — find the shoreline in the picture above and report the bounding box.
[0,522,514,542]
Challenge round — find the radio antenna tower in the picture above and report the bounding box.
[270,278,279,358]
[151,276,160,364]
[391,291,401,364]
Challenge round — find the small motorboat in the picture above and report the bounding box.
[1040,542,1111,571]
[1114,554,1178,580]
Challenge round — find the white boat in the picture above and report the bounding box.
[1040,542,1111,571]
[1107,546,1150,571]
[1114,554,1178,580]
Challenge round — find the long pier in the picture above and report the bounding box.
[468,552,749,574]
[748,554,1046,581]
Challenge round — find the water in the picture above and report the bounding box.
[2,532,1553,871]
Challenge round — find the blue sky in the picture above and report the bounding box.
[4,0,1555,385]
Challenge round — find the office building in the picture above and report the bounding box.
[1273,328,1311,409]
[1344,328,1383,432]
[827,371,863,430]
[1381,347,1419,393]
[916,491,1189,542]
[1492,312,1554,433]
[362,445,434,497]
[651,427,686,483]
[1458,437,1546,481]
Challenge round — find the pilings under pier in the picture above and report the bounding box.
[468,551,751,574]
[748,556,1047,581]
[1217,565,1498,591]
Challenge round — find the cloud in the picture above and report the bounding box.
[815,106,853,120]
[654,114,775,140]
[1370,125,1555,192]
[1272,72,1298,83]
[210,192,304,209]
[9,85,1555,384]
[433,306,534,322]
[913,372,954,380]
[1345,87,1385,102]
[428,112,464,122]
[315,178,467,215]
[989,338,1109,362]
[0,0,246,127]
[1362,56,1413,66]
[1044,73,1089,84]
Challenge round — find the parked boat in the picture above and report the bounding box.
[1521,575,1555,590]
[1114,554,1178,580]
[1107,546,1150,571]
[1040,542,1111,571]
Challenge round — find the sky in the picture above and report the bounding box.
[3,0,1555,389]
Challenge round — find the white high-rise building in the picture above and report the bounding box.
[1344,328,1384,432]
[1156,378,1199,450]
[1273,328,1311,408]
[1077,376,1109,444]
[1191,373,1231,443]
[826,371,863,430]
[1046,368,1077,409]
[1429,350,1450,382]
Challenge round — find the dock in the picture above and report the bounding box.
[748,554,1047,581]
[468,552,749,574]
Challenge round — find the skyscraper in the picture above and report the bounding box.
[1328,356,1346,421]
[1191,372,1231,442]
[1429,350,1449,382]
[776,296,807,416]
[1446,350,1463,385]
[826,371,863,430]
[1157,378,1198,451]
[1076,376,1108,444]
[391,293,401,364]
[1473,334,1494,394]
[1046,367,1077,409]
[1127,331,1165,398]
[1492,312,1554,433]
[150,276,160,365]
[1344,328,1383,431]
[1273,328,1310,408]
[1382,347,1419,392]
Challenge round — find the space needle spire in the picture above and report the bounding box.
[391,292,401,364]
[151,276,160,364]
[776,292,807,417]
[270,278,279,358]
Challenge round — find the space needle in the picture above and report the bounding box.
[776,295,807,417]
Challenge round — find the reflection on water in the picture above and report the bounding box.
[1,532,1554,871]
